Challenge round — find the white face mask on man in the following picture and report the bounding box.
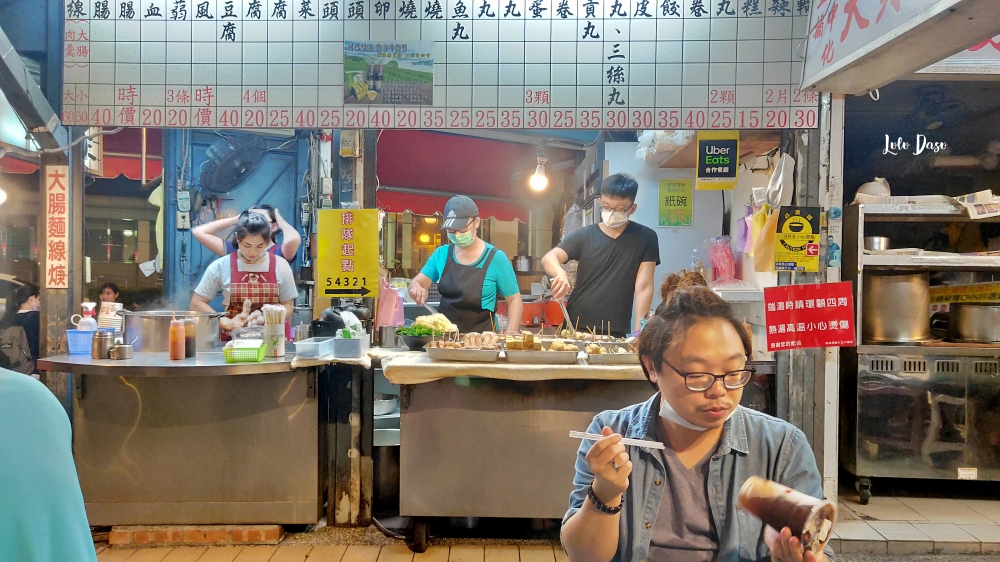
[658,393,737,431]
[601,208,631,229]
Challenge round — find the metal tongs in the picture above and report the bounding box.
[423,303,438,315]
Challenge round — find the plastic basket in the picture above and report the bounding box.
[223,342,266,363]
[67,329,96,355]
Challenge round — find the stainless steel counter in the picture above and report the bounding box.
[39,352,296,376]
[37,352,320,525]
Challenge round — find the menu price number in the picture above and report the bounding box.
[450,109,471,128]
[475,110,498,128]
[500,109,522,128]
[657,110,680,129]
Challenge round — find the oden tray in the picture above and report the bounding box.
[426,347,501,363]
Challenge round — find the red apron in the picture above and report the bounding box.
[224,252,282,339]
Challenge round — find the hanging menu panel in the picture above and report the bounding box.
[62,0,819,129]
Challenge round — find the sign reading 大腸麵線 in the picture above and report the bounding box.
[316,209,380,299]
[696,131,739,191]
[658,179,692,228]
[774,206,820,273]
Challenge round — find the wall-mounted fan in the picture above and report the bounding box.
[198,137,267,194]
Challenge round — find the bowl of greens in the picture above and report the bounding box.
[396,325,436,351]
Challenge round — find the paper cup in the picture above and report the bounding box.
[264,324,286,357]
[739,476,837,552]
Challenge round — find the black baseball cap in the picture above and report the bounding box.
[441,195,479,231]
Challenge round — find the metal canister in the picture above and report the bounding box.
[91,330,115,359]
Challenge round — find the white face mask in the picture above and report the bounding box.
[658,393,737,432]
[601,209,630,228]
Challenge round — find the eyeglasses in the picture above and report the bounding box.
[444,219,478,234]
[599,204,633,214]
[661,356,755,392]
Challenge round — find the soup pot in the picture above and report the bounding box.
[949,303,1000,343]
[861,272,932,343]
[119,310,224,352]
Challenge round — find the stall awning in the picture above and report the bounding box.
[376,188,527,222]
[801,0,1000,94]
[98,128,163,181]
[0,153,39,174]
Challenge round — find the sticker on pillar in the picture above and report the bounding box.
[44,166,70,289]
[317,209,380,299]
[696,131,739,191]
[658,179,692,228]
[774,206,820,273]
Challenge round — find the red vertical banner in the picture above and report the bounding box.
[763,282,856,352]
[44,166,71,289]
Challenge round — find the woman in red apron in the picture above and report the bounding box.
[191,212,296,337]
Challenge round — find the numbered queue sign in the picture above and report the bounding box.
[316,209,380,300]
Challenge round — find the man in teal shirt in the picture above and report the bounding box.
[0,369,97,562]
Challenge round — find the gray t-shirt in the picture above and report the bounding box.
[647,424,719,562]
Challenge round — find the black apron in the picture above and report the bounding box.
[437,244,498,333]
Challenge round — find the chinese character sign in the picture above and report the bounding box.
[764,282,855,352]
[63,0,819,130]
[929,282,1000,314]
[658,178,692,228]
[801,0,989,94]
[316,209,380,299]
[45,166,70,289]
[774,206,820,272]
[696,130,739,190]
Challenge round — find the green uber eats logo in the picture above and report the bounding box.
[700,140,737,178]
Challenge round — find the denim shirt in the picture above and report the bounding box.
[562,394,833,562]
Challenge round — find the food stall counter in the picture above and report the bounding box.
[384,352,654,546]
[38,352,321,526]
[382,352,646,384]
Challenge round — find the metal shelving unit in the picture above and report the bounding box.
[841,204,1000,503]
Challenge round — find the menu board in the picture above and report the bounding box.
[62,0,819,129]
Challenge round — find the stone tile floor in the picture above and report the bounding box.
[833,495,1000,555]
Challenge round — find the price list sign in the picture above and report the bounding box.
[63,0,819,130]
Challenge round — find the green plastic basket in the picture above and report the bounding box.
[224,342,266,363]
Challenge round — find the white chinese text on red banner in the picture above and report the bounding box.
[764,282,855,352]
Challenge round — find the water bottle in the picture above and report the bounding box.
[690,249,706,282]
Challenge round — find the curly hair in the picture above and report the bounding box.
[639,276,751,389]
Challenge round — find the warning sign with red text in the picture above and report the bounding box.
[764,282,856,352]
[44,166,70,289]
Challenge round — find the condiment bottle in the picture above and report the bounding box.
[184,317,197,358]
[169,314,186,360]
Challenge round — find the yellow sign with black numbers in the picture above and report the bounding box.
[317,209,380,298]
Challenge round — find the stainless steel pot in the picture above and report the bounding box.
[513,256,537,273]
[949,303,1000,343]
[119,310,224,352]
[862,272,932,343]
[864,236,890,251]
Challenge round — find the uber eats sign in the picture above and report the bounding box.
[696,130,740,191]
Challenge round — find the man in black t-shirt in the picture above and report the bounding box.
[543,173,660,337]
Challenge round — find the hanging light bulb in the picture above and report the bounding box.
[529,141,548,191]
[0,186,6,207]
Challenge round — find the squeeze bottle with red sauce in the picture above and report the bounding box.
[169,314,186,360]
